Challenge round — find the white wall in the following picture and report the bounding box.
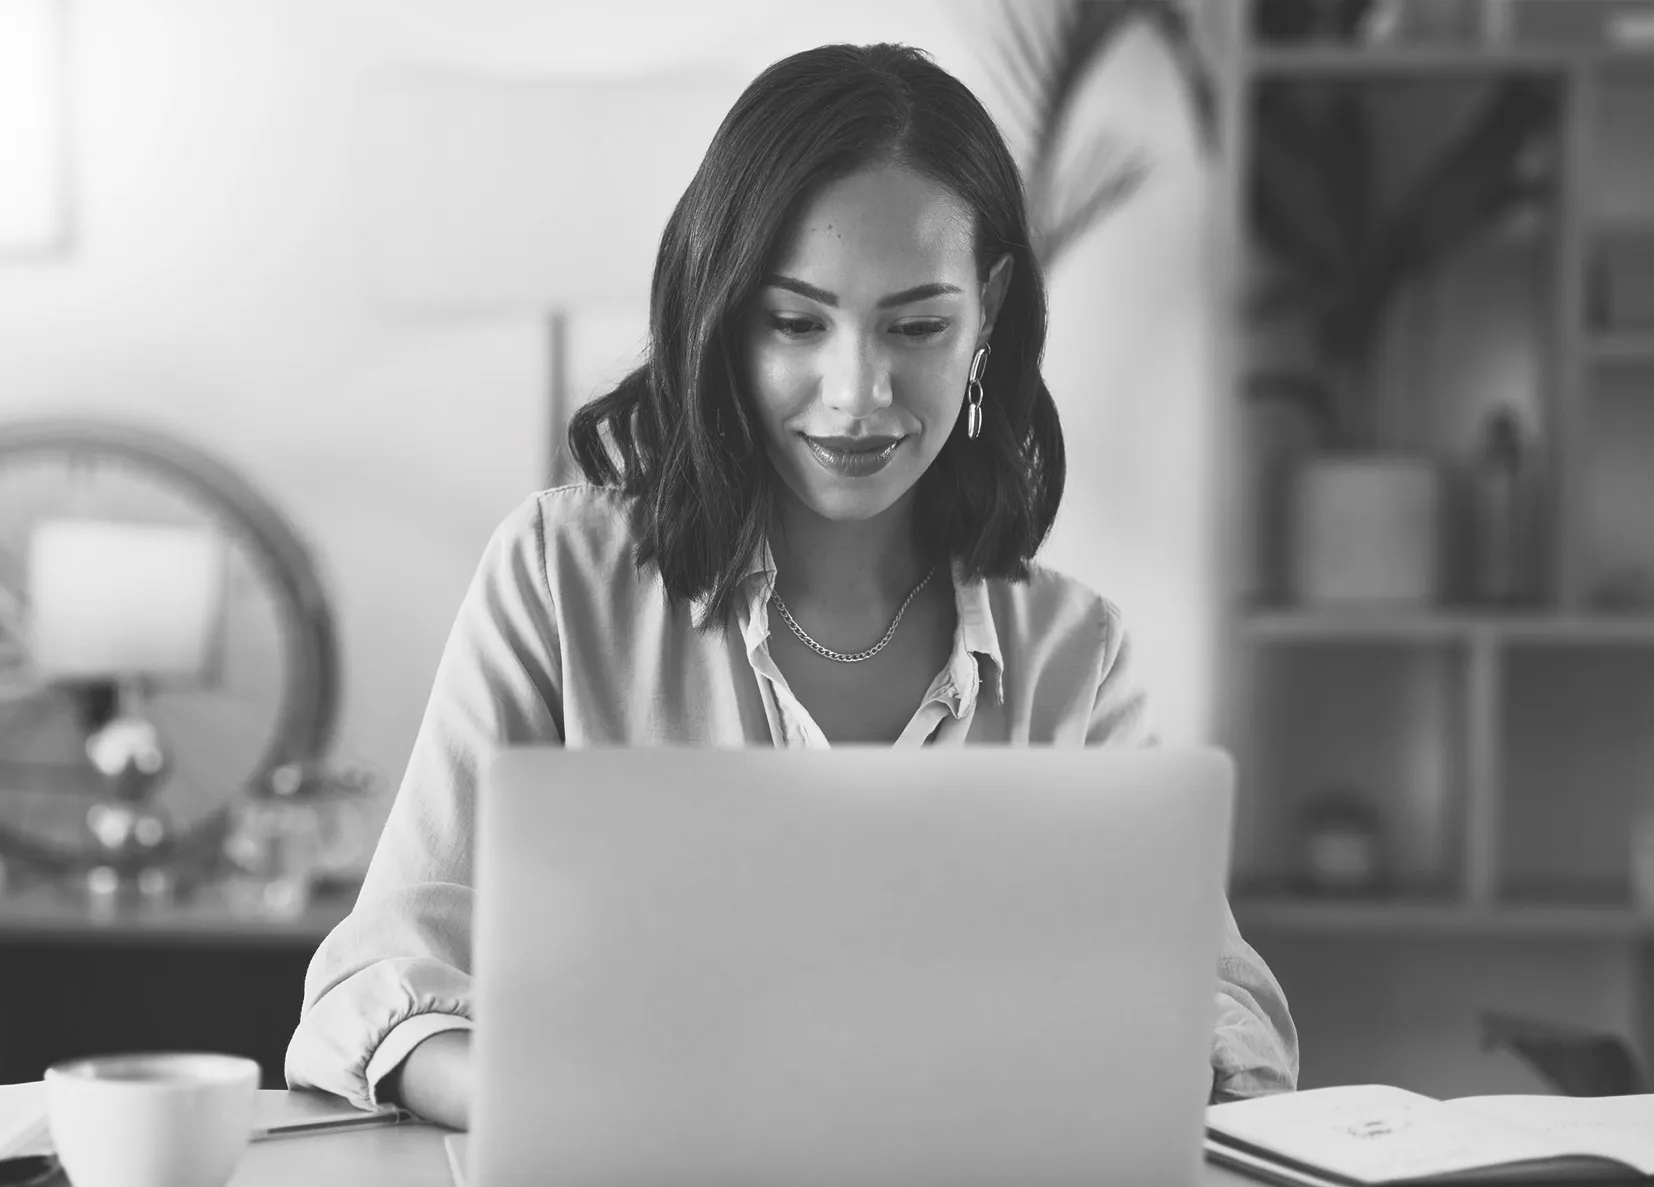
[0,0,1223,831]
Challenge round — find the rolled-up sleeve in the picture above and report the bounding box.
[1086,602,1299,1103]
[285,494,564,1110]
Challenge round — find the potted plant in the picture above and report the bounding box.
[1246,72,1556,606]
[991,1,1558,609]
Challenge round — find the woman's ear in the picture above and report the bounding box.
[978,253,1014,345]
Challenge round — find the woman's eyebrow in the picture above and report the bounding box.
[763,275,964,309]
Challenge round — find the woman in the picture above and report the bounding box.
[286,41,1298,1130]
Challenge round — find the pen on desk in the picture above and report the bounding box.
[253,1108,414,1141]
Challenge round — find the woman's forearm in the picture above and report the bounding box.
[382,1030,473,1130]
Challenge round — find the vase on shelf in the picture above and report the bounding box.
[1468,405,1533,607]
[1287,453,1442,607]
[1293,791,1390,897]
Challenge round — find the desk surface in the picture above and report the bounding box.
[210,1120,1259,1186]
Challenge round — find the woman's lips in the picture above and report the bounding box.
[803,435,905,477]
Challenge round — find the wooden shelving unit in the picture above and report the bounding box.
[1250,43,1575,76]
[1242,610,1654,646]
[1219,0,1654,1095]
[1235,897,1654,939]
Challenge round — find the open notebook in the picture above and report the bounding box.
[1207,1085,1654,1185]
[1,1082,407,1162]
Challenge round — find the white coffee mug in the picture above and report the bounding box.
[45,1052,260,1187]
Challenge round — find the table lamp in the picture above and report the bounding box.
[357,67,740,483]
[25,518,227,902]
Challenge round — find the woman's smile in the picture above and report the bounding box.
[802,434,907,477]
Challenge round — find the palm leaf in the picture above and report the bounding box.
[1039,137,1151,264]
[1250,80,1369,279]
[1325,77,1556,363]
[1137,0,1220,151]
[995,0,1201,269]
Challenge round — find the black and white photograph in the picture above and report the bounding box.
[2,1,1654,1184]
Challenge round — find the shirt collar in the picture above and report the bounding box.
[697,543,1005,711]
[950,557,1005,707]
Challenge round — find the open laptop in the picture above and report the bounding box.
[466,747,1235,1187]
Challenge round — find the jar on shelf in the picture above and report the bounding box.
[219,760,373,920]
[1294,791,1389,897]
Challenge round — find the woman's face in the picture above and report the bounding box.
[743,163,1011,523]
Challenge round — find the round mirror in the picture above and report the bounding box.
[0,419,339,881]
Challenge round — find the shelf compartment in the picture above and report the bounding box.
[1236,643,1470,899]
[1499,649,1654,905]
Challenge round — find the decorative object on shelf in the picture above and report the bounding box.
[1289,454,1441,605]
[1468,404,1532,605]
[990,0,1215,272]
[0,418,340,904]
[1245,55,1558,606]
[1480,1011,1645,1097]
[220,759,373,921]
[1589,565,1654,612]
[1293,790,1389,895]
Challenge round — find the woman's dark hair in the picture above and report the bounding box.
[568,42,1065,627]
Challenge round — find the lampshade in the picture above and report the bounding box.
[27,520,227,682]
[357,69,741,310]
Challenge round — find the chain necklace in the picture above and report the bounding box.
[771,564,937,664]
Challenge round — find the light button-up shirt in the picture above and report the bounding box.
[285,485,1299,1110]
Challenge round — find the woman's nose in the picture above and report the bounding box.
[821,338,893,419]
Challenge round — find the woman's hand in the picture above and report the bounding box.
[381,1030,473,1131]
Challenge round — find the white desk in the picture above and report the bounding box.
[229,1124,456,1187]
[206,1111,1261,1187]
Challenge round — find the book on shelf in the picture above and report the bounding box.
[1206,1084,1654,1185]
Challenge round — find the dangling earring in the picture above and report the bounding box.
[966,343,991,440]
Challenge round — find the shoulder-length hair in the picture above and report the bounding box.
[568,42,1064,627]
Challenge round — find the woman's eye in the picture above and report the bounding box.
[894,320,949,340]
[769,315,819,338]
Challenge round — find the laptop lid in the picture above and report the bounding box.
[470,746,1234,1187]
